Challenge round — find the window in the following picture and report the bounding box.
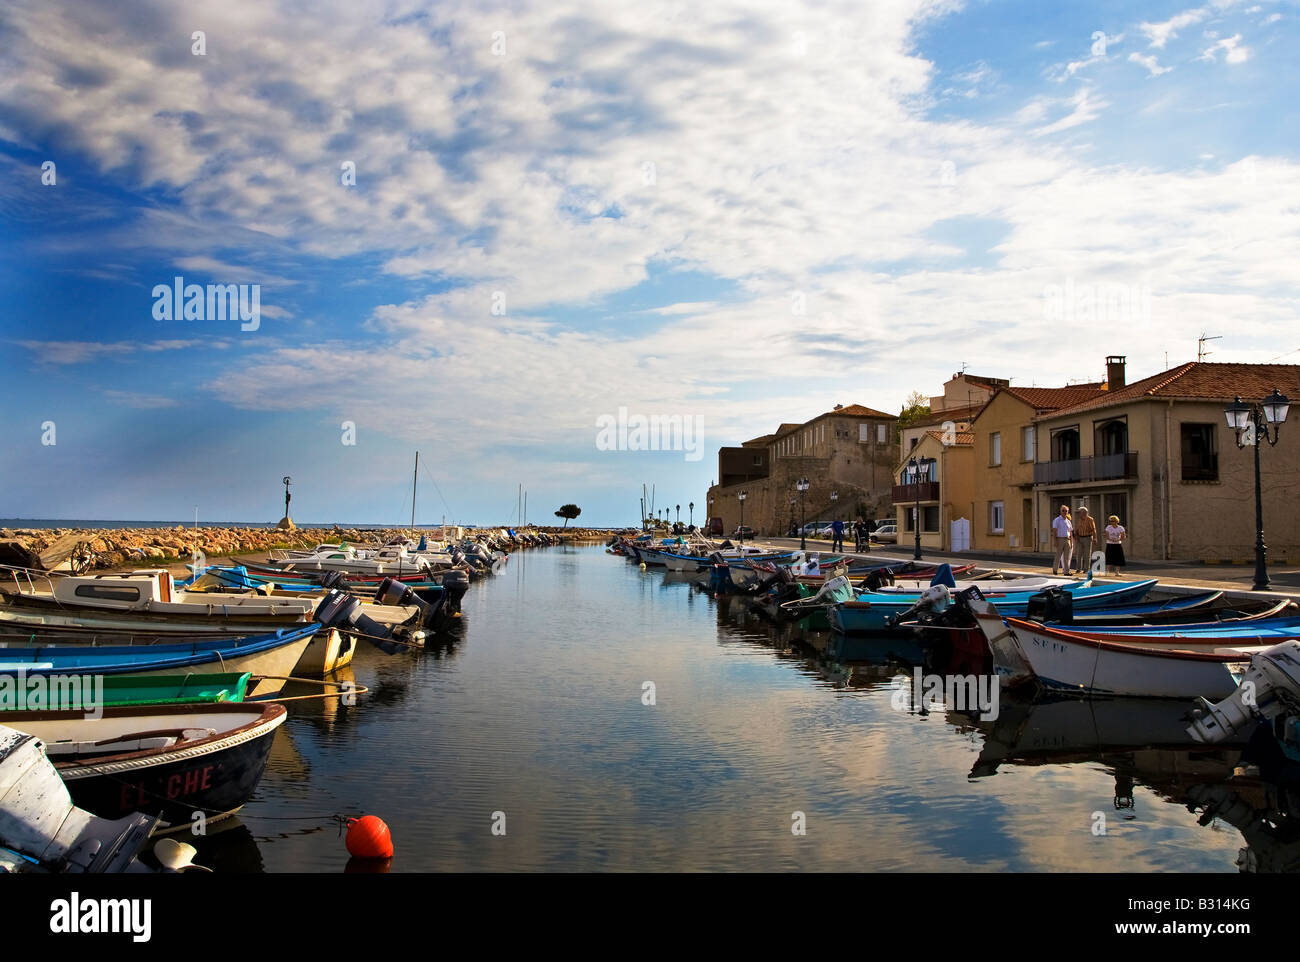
[1022,426,1035,462]
[1181,423,1218,481]
[877,423,887,444]
[990,432,1002,466]
[909,436,919,450]
[74,584,141,602]
[922,506,940,531]
[753,455,762,466]
[859,423,868,442]
[990,501,1004,534]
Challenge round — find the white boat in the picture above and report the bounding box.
[969,598,1256,699]
[875,575,1073,594]
[0,725,158,873]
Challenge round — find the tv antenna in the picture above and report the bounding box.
[1197,333,1221,363]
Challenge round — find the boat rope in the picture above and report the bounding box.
[246,675,370,703]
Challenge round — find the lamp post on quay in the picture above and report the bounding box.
[1224,389,1290,591]
[737,490,748,545]
[908,456,935,561]
[688,502,694,528]
[796,478,810,550]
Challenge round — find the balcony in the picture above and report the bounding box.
[892,481,940,503]
[1034,452,1138,486]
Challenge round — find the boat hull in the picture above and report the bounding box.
[5,703,286,830]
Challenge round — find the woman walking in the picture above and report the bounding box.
[1104,515,1127,577]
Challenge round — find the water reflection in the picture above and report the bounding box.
[192,546,1294,871]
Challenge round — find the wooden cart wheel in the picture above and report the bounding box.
[68,541,95,575]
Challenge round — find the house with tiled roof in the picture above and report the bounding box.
[891,428,974,552]
[1030,358,1300,563]
[968,376,1108,552]
[708,403,899,535]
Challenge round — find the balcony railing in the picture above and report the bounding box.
[1034,452,1138,485]
[891,481,940,503]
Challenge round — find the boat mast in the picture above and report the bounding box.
[411,451,419,538]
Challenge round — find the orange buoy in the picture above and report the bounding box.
[345,815,393,859]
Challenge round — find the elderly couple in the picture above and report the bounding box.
[1050,505,1127,577]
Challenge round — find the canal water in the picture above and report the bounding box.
[198,544,1268,872]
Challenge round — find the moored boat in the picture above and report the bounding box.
[3,702,287,829]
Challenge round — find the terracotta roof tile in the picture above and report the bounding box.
[983,384,1107,417]
[1040,363,1300,418]
[924,430,974,445]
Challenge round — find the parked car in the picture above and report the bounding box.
[706,517,724,536]
[734,525,757,539]
[873,523,898,543]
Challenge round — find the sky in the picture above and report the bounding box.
[0,0,1297,526]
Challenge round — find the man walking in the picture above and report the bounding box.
[1051,504,1073,575]
[831,518,845,553]
[1072,506,1097,576]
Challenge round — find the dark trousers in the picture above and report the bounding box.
[832,534,843,551]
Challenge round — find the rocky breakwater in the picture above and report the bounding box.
[0,526,381,571]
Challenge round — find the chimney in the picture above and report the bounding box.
[1106,356,1126,391]
[833,404,843,410]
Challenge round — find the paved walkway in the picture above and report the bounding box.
[750,536,1300,600]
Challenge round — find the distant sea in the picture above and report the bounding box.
[0,519,467,530]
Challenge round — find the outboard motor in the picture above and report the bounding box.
[1188,640,1300,744]
[318,570,346,590]
[1026,586,1073,624]
[314,589,404,654]
[375,577,448,629]
[436,568,470,614]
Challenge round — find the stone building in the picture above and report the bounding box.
[707,404,899,536]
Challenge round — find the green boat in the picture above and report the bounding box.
[0,672,252,711]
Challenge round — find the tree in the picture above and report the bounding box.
[554,504,582,528]
[897,390,931,429]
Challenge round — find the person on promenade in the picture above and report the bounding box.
[1051,504,1073,575]
[1073,506,1097,576]
[1104,515,1127,576]
[853,517,866,552]
[831,518,845,552]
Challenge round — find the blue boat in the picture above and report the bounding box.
[830,579,1158,633]
[0,624,320,698]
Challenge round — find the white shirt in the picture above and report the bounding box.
[1052,515,1073,538]
[1105,524,1125,544]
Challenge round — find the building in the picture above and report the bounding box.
[1030,359,1300,562]
[707,404,899,535]
[892,429,974,551]
[900,372,1007,455]
[969,381,1106,552]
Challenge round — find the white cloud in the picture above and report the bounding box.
[1129,52,1173,76]
[1198,33,1251,63]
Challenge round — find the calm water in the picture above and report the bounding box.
[195,545,1281,872]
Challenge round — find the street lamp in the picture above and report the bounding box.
[908,456,935,561]
[676,504,680,524]
[688,501,694,527]
[1225,389,1290,590]
[796,477,810,550]
[738,490,748,545]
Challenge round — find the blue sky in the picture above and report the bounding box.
[1,0,1296,525]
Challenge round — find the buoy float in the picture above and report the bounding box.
[345,815,394,859]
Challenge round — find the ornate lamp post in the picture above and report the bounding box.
[908,457,935,561]
[676,504,680,524]
[1225,389,1290,591]
[796,478,810,550]
[688,502,694,527]
[737,490,748,545]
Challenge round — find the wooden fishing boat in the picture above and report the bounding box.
[0,625,320,698]
[830,579,1159,633]
[970,601,1256,699]
[0,725,159,872]
[0,672,252,711]
[4,702,287,829]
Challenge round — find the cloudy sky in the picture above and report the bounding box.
[1,0,1296,525]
